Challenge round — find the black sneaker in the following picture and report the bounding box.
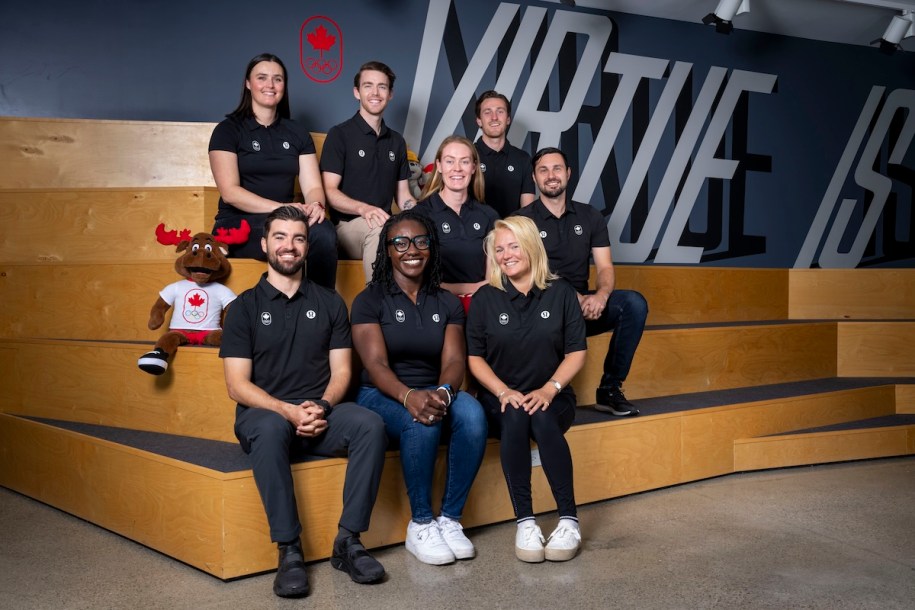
[595,386,639,416]
[273,540,310,598]
[331,535,385,584]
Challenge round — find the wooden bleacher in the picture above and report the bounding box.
[1,117,913,579]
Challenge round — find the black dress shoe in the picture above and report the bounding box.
[273,541,309,598]
[331,535,385,584]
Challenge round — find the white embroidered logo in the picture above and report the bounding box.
[283,141,290,150]
[442,222,452,234]
[432,313,441,323]
[389,150,395,162]
[306,310,316,319]
[541,311,550,319]
[473,222,481,231]
[260,312,272,326]
[574,225,583,236]
[499,313,509,325]
[252,140,261,152]
[358,149,366,157]
[539,230,547,239]
[480,163,487,172]
[395,309,406,323]
[508,165,515,172]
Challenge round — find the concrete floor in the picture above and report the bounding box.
[1,457,913,609]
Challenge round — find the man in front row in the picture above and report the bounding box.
[514,148,648,416]
[220,205,388,598]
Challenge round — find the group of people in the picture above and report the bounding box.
[214,53,648,599]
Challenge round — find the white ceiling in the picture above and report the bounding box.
[547,0,915,51]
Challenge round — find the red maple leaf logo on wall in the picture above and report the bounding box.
[188,293,205,308]
[307,25,336,59]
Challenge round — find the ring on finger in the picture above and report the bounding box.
[428,414,435,423]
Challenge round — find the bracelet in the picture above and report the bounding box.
[403,388,416,409]
[548,379,562,392]
[436,385,453,407]
[311,201,325,210]
[497,389,508,400]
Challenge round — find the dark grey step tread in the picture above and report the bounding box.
[762,414,915,437]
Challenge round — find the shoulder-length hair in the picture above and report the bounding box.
[484,216,557,291]
[419,135,485,203]
[370,210,443,294]
[227,53,291,120]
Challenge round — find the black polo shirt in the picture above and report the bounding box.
[414,193,499,284]
[220,274,351,402]
[467,278,586,394]
[351,283,465,388]
[474,139,535,219]
[209,116,316,223]
[513,199,610,293]
[320,112,409,222]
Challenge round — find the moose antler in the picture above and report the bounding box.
[155,223,193,246]
[214,219,251,245]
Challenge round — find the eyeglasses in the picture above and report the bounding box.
[386,235,432,252]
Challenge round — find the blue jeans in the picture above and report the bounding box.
[585,289,648,388]
[357,386,488,523]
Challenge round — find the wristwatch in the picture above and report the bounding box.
[313,399,333,419]
[549,379,562,392]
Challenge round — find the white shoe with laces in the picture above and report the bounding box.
[436,516,475,559]
[405,520,455,565]
[515,520,545,563]
[544,519,581,561]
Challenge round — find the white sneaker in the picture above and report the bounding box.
[435,516,475,560]
[545,519,581,561]
[515,520,545,563]
[405,520,455,565]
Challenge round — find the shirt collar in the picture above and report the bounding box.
[503,277,542,300]
[258,273,309,300]
[532,198,575,219]
[242,115,281,131]
[353,112,389,137]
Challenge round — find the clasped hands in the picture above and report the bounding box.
[285,401,329,437]
[498,384,559,415]
[405,388,449,426]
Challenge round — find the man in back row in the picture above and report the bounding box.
[473,90,536,218]
[321,60,416,281]
[514,147,648,416]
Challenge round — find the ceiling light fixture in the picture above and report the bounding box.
[702,0,750,35]
[872,10,913,54]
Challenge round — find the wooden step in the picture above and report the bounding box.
[0,188,218,264]
[789,269,915,320]
[838,322,915,376]
[1,379,903,578]
[733,414,915,471]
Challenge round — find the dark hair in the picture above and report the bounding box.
[532,147,569,169]
[353,60,396,90]
[228,53,291,120]
[475,90,511,118]
[370,211,442,293]
[263,205,308,236]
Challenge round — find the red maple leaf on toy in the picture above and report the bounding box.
[188,293,205,308]
[307,25,336,58]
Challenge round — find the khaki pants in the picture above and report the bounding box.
[337,216,381,282]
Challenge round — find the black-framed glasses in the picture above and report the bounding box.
[386,235,432,252]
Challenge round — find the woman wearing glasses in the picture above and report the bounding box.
[415,136,499,300]
[351,210,487,566]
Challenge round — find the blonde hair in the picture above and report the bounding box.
[419,135,486,202]
[484,216,557,291]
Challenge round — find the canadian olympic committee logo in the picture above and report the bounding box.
[499,313,509,325]
[300,16,343,83]
[260,312,272,326]
[395,309,406,323]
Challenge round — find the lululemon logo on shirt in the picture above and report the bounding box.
[480,163,487,172]
[260,312,272,326]
[388,150,395,162]
[499,313,509,325]
[541,311,550,319]
[507,165,515,172]
[283,141,290,150]
[306,310,316,319]
[252,140,261,152]
[539,230,547,239]
[574,225,583,236]
[442,222,452,234]
[358,149,366,157]
[395,309,406,323]
[473,222,481,231]
[432,313,441,323]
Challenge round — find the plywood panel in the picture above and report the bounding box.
[733,427,914,471]
[615,267,788,325]
[0,415,229,576]
[897,385,915,414]
[0,188,209,264]
[837,322,915,376]
[789,269,915,320]
[679,385,896,481]
[572,322,838,401]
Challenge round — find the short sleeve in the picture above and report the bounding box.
[350,288,381,326]
[219,291,254,359]
[208,119,240,153]
[395,136,410,181]
[442,291,466,326]
[560,281,587,353]
[287,120,316,156]
[319,125,346,175]
[327,292,353,350]
[521,155,535,195]
[465,288,490,357]
[587,205,611,249]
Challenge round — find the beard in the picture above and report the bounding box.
[267,249,306,276]
[540,182,567,199]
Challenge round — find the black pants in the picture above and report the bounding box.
[234,402,387,542]
[480,391,577,520]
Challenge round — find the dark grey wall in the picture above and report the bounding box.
[2,0,913,268]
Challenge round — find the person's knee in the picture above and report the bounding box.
[451,393,487,438]
[309,220,337,249]
[619,290,648,319]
